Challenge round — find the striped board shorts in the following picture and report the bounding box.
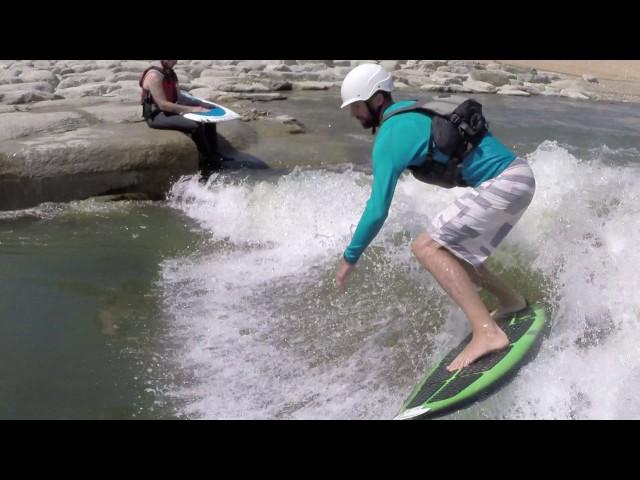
[426,157,536,267]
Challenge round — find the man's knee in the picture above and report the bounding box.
[411,233,442,262]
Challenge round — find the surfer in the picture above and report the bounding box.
[139,60,232,178]
[334,63,536,371]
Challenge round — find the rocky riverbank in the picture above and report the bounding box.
[0,59,631,210]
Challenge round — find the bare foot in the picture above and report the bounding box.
[490,297,528,320]
[446,324,509,372]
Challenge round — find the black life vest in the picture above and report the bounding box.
[381,95,489,188]
[139,65,179,118]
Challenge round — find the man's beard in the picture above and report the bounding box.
[359,115,375,129]
[359,101,382,130]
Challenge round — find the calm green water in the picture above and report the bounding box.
[0,201,208,419]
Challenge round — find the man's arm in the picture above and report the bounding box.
[343,149,401,264]
[336,156,400,290]
[177,90,213,108]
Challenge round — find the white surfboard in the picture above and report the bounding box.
[181,91,241,123]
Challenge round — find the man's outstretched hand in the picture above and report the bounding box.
[336,257,356,292]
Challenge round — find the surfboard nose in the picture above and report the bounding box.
[394,406,431,420]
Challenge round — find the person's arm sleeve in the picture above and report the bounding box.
[343,129,402,264]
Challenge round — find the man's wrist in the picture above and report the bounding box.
[343,253,357,265]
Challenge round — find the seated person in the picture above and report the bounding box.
[140,60,231,177]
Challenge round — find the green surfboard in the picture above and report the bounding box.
[395,303,546,420]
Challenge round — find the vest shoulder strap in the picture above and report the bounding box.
[382,95,471,123]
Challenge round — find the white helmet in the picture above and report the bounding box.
[340,63,394,109]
